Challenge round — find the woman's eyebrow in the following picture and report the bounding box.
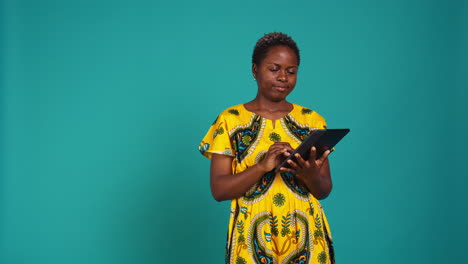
[266,62,298,68]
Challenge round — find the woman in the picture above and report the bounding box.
[199,32,335,264]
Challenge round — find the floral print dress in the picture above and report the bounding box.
[199,104,335,264]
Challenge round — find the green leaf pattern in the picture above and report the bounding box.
[269,132,281,142]
[236,256,247,264]
[315,214,322,229]
[301,108,313,114]
[269,214,279,237]
[213,126,224,139]
[318,251,327,264]
[281,213,292,237]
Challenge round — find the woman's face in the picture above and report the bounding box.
[253,45,298,102]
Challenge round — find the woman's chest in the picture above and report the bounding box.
[230,117,312,167]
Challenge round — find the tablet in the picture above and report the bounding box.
[274,128,350,173]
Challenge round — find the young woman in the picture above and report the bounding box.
[199,32,335,264]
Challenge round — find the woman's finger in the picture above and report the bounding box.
[270,148,292,162]
[308,146,317,161]
[272,142,294,152]
[287,159,300,170]
[269,144,289,152]
[280,142,294,151]
[318,149,331,163]
[279,166,296,173]
[294,153,309,167]
[268,148,284,158]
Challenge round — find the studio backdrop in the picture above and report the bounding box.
[1,0,467,264]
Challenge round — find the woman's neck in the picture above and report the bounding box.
[246,96,292,113]
[244,96,293,123]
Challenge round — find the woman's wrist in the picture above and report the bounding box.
[255,163,271,174]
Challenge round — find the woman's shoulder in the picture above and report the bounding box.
[215,104,253,120]
[218,104,244,116]
[290,103,326,122]
[207,104,254,129]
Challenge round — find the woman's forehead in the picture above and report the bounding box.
[263,46,298,65]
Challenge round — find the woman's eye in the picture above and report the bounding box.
[288,71,296,75]
[269,68,279,72]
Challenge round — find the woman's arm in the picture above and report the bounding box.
[210,154,267,201]
[210,142,292,201]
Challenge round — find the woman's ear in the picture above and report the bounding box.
[252,63,258,80]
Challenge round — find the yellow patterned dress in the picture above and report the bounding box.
[199,104,335,264]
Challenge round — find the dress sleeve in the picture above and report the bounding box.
[310,112,335,152]
[321,119,328,129]
[198,114,235,159]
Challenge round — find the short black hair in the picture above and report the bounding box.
[252,32,300,66]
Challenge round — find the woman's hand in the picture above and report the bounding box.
[279,146,333,200]
[281,146,330,178]
[257,142,295,173]
[210,142,294,201]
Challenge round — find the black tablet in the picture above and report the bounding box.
[274,128,350,173]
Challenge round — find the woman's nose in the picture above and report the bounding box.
[277,71,288,82]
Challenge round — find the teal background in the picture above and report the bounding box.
[1,0,467,263]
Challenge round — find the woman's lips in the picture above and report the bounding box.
[273,85,288,92]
